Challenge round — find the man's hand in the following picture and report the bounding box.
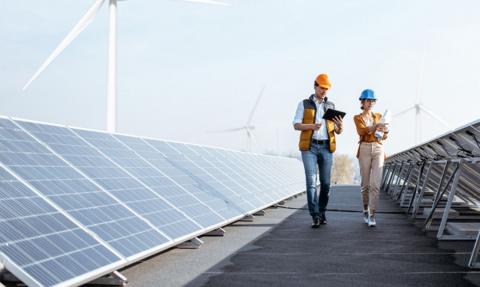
[332,116,343,129]
[311,123,322,130]
[293,122,322,131]
[332,116,343,133]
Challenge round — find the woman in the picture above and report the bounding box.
[353,89,389,227]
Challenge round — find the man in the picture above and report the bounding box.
[293,74,344,228]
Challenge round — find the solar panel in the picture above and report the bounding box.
[14,120,202,241]
[0,118,170,258]
[148,140,258,213]
[207,149,274,197]
[207,149,293,202]
[71,128,227,230]
[0,165,123,287]
[235,152,294,199]
[0,116,305,286]
[189,146,304,205]
[187,145,274,206]
[115,135,247,219]
[163,142,265,209]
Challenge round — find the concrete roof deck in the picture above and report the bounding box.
[123,185,480,287]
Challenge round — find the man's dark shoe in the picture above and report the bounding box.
[319,213,327,225]
[311,216,320,228]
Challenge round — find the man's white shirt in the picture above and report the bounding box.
[293,97,329,140]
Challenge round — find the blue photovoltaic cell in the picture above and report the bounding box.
[232,151,301,199]
[177,144,268,208]
[116,136,246,219]
[144,139,252,216]
[162,142,259,210]
[0,166,122,287]
[1,118,169,258]
[15,120,201,240]
[188,145,275,206]
[207,148,276,199]
[72,129,225,232]
[238,153,293,198]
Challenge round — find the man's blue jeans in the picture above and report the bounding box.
[301,142,333,219]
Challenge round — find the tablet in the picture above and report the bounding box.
[322,108,346,120]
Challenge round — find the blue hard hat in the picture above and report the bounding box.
[359,89,377,100]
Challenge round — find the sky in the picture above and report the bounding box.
[1,0,480,158]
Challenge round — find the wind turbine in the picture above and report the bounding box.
[393,44,450,144]
[209,86,266,152]
[22,0,229,133]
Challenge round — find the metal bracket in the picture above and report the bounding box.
[469,231,480,268]
[437,161,464,240]
[0,269,20,286]
[397,164,414,202]
[400,165,417,207]
[203,228,225,237]
[239,214,254,222]
[380,164,392,191]
[390,164,404,197]
[410,161,433,217]
[177,237,204,249]
[254,210,266,216]
[424,162,459,230]
[384,164,398,194]
[406,162,426,212]
[87,271,128,286]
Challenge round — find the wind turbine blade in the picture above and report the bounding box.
[246,85,266,126]
[207,127,246,133]
[393,105,415,117]
[23,0,105,90]
[183,0,230,6]
[419,105,451,129]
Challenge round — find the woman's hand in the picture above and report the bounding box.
[374,123,386,131]
[380,123,389,133]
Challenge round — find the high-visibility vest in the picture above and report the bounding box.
[298,95,337,153]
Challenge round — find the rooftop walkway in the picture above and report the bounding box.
[125,185,480,287]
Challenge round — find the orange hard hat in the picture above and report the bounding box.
[315,74,331,89]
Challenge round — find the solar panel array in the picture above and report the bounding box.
[0,116,305,287]
[381,119,480,268]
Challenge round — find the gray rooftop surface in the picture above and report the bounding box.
[122,185,480,287]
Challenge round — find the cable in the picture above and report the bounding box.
[275,205,405,215]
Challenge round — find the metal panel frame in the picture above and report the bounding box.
[383,118,480,268]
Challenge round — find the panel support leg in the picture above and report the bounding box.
[239,214,254,222]
[437,161,463,240]
[177,237,204,249]
[88,271,128,286]
[204,228,225,237]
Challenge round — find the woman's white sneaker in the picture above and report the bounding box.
[363,212,369,224]
[368,216,376,227]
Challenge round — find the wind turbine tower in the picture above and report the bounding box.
[23,0,229,133]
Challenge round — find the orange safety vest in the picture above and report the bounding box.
[298,95,337,153]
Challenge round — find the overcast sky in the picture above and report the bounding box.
[1,0,479,158]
